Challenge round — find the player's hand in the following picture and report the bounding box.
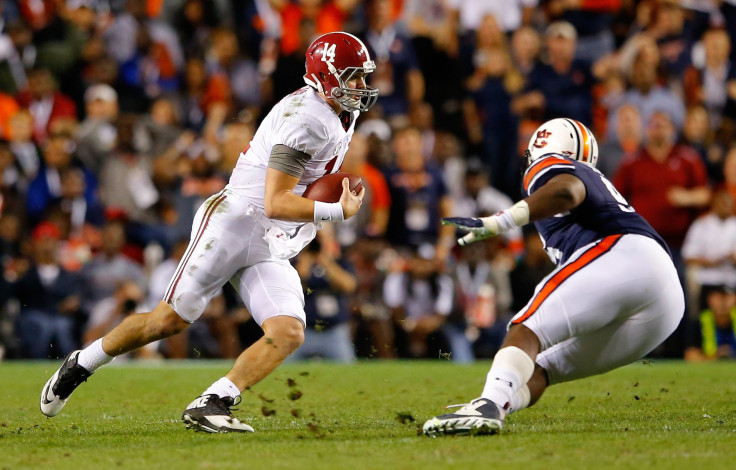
[339,177,365,220]
[441,216,500,246]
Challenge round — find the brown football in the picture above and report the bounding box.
[302,172,363,203]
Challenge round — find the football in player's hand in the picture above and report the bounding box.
[302,172,363,203]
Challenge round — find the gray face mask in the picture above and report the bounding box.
[331,67,379,112]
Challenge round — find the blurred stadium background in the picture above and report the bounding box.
[0,0,735,364]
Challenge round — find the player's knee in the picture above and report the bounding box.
[503,324,542,357]
[279,322,305,353]
[263,316,305,353]
[149,302,190,339]
[158,312,190,338]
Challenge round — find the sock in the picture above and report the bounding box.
[77,338,114,373]
[202,377,241,400]
[481,367,520,410]
[507,384,531,414]
[481,346,535,410]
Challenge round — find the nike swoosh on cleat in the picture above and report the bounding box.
[41,383,54,405]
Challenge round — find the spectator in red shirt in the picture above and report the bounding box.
[614,109,710,357]
[17,0,58,32]
[15,68,77,144]
[613,110,711,268]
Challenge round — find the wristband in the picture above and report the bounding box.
[313,201,344,223]
[491,200,530,233]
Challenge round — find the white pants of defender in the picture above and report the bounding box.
[510,234,684,385]
[164,189,306,326]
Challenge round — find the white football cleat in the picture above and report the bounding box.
[423,398,504,437]
[182,394,254,433]
[40,350,92,417]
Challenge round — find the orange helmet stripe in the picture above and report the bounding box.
[573,120,590,162]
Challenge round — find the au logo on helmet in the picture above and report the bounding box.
[533,129,552,149]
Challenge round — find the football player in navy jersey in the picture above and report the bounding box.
[423,118,684,437]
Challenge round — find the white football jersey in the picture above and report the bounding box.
[227,86,357,231]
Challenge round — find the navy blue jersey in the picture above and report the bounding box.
[522,154,669,265]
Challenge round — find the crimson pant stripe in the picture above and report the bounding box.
[165,192,227,303]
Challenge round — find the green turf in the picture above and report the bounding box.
[1,360,735,470]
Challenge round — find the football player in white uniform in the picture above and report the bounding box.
[40,32,377,433]
[423,118,684,436]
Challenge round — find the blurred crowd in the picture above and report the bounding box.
[1,0,736,362]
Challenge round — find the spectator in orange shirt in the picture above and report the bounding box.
[273,0,358,56]
[0,92,20,140]
[337,133,391,245]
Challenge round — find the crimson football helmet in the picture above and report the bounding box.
[304,32,379,112]
[525,118,599,169]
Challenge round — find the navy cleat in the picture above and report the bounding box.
[423,398,504,437]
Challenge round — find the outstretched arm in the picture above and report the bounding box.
[444,174,586,245]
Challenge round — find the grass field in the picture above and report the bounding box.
[1,360,735,470]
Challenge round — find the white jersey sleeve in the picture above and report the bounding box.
[226,86,357,233]
[271,107,330,158]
